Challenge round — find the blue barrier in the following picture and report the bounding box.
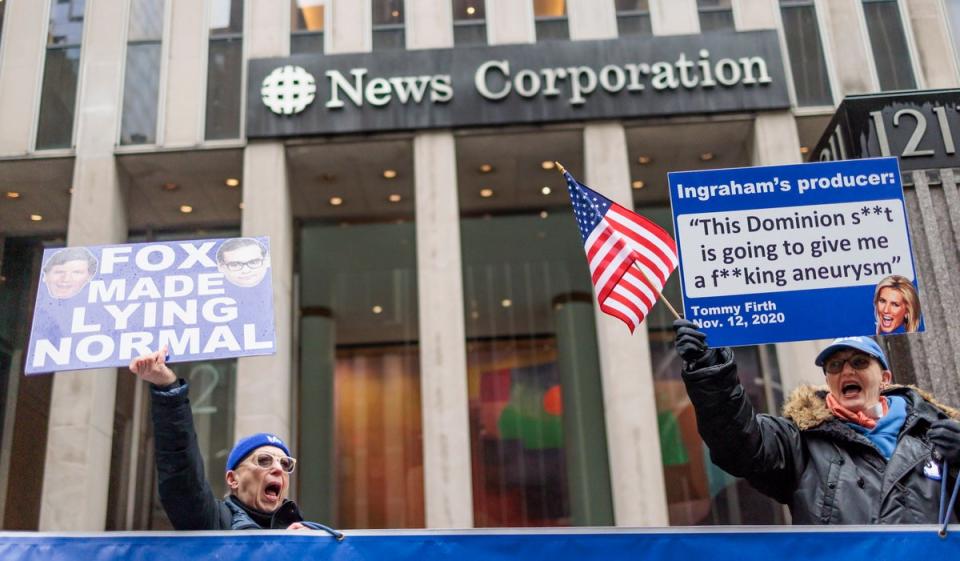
[0,526,956,561]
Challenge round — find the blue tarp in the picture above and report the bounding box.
[0,527,956,561]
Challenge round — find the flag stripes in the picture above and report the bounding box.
[565,170,679,332]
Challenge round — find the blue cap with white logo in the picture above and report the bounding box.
[815,336,889,371]
[226,433,291,472]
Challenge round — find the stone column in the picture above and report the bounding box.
[0,0,50,155]
[568,0,669,527]
[235,0,292,440]
[160,0,208,147]
[406,1,472,528]
[566,0,616,40]
[485,0,535,44]
[39,0,130,531]
[736,1,828,392]
[818,0,876,94]
[328,0,371,52]
[904,0,960,88]
[649,0,699,35]
[412,132,472,529]
[584,124,670,526]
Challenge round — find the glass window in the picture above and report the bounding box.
[120,0,165,145]
[0,237,55,530]
[534,0,568,41]
[36,0,85,150]
[205,0,243,140]
[453,0,486,46]
[779,0,832,107]
[0,1,7,50]
[291,0,325,55]
[615,0,651,37]
[372,0,405,51]
[294,140,423,528]
[625,121,787,525]
[458,131,614,527]
[698,0,734,32]
[862,0,916,91]
[947,0,960,61]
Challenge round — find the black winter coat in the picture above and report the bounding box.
[151,380,310,530]
[682,348,960,524]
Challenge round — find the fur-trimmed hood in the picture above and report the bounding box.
[782,384,960,430]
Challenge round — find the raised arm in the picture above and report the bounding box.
[674,320,804,503]
[130,347,226,530]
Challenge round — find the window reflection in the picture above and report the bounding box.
[295,140,422,529]
[373,0,405,51]
[780,0,833,107]
[457,130,613,527]
[291,0,325,55]
[947,0,960,62]
[453,0,486,46]
[697,0,734,32]
[205,0,243,140]
[534,0,568,41]
[121,0,165,145]
[615,0,651,37]
[0,237,54,530]
[862,0,916,91]
[37,0,85,149]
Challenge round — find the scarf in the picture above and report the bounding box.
[826,393,889,429]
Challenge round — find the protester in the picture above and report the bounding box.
[129,346,336,533]
[674,319,960,524]
[874,275,921,334]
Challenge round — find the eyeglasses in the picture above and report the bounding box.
[247,452,297,473]
[823,353,874,375]
[223,258,264,272]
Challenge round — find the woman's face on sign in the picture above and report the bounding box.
[876,287,907,333]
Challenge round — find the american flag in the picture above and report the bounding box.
[564,170,679,333]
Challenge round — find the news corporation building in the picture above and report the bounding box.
[0,0,959,533]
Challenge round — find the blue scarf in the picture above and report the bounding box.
[847,395,907,459]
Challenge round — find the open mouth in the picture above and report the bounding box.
[264,482,282,501]
[841,382,862,398]
[881,315,894,328]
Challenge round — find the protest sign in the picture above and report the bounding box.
[669,157,922,347]
[25,237,276,374]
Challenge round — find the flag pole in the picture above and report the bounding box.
[554,161,682,321]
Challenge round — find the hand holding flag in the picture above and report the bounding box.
[559,164,680,332]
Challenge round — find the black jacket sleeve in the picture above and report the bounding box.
[151,381,229,530]
[681,348,805,504]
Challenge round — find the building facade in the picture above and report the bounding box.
[0,0,957,532]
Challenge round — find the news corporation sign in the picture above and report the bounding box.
[246,30,789,138]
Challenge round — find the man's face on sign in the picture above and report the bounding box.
[44,259,94,299]
[218,244,270,288]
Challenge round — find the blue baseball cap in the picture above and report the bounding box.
[226,433,290,472]
[814,336,889,371]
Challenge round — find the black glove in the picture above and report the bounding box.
[930,419,960,464]
[673,319,710,364]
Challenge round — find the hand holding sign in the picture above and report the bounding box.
[129,344,177,387]
[25,237,277,374]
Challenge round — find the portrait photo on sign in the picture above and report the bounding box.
[216,237,271,288]
[42,247,98,300]
[873,275,922,334]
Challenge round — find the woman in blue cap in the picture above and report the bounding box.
[130,346,338,534]
[673,320,960,525]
